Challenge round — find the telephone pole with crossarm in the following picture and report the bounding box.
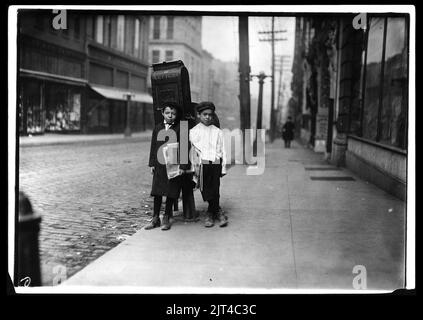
[259,17,287,142]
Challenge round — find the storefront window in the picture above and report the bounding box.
[98,104,110,127]
[21,80,45,134]
[379,17,408,149]
[45,83,81,132]
[87,98,110,131]
[362,17,385,141]
[361,16,408,150]
[88,100,100,127]
[70,92,82,129]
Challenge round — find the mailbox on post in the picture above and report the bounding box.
[150,60,195,124]
[150,60,198,221]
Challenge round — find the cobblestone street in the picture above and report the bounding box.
[19,139,155,286]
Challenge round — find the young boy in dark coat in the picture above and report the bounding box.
[145,102,185,231]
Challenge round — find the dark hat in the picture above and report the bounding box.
[196,101,215,113]
[160,101,182,113]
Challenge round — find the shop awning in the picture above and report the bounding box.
[20,68,88,86]
[89,84,153,104]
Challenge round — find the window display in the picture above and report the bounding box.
[21,80,45,134]
[45,84,81,132]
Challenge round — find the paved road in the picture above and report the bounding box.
[19,140,156,286]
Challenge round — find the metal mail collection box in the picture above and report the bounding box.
[150,60,194,124]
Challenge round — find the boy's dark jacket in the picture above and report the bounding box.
[148,121,190,170]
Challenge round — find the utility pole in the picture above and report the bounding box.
[238,16,251,131]
[277,55,284,111]
[259,17,287,142]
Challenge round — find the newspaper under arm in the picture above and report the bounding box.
[162,142,183,179]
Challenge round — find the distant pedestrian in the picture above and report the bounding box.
[189,102,228,228]
[282,116,295,148]
[145,102,187,231]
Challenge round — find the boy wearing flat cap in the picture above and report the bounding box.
[189,102,228,227]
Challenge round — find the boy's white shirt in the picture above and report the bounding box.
[163,119,174,130]
[189,122,227,174]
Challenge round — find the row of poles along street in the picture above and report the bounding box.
[238,16,292,142]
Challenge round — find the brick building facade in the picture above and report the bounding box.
[18,10,153,135]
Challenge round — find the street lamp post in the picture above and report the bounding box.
[124,93,134,137]
[251,72,269,154]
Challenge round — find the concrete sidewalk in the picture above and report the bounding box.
[19,131,153,147]
[62,140,406,291]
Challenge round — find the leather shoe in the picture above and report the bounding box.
[204,212,214,227]
[145,216,160,230]
[161,215,171,231]
[217,210,228,227]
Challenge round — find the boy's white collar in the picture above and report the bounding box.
[198,122,215,129]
